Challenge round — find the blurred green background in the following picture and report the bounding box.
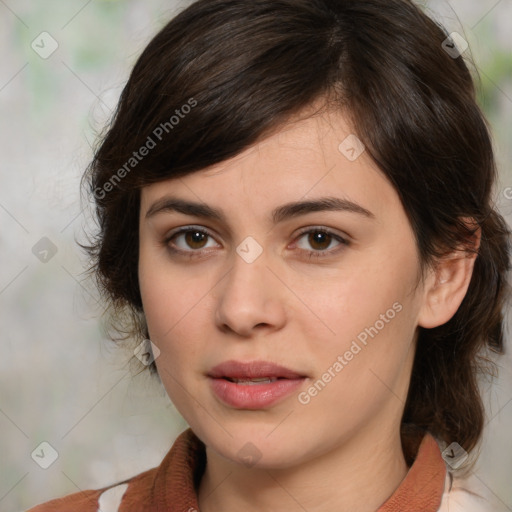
[0,0,511,510]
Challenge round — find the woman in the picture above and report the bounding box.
[28,0,511,510]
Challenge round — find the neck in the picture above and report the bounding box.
[198,423,409,512]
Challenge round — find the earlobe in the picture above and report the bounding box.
[417,220,481,329]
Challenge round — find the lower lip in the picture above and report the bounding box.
[209,377,306,409]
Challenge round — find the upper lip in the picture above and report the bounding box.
[208,360,307,379]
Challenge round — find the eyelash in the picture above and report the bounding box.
[163,226,350,260]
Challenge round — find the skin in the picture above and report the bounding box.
[138,104,479,512]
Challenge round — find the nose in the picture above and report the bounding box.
[214,247,288,338]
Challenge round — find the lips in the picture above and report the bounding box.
[207,360,307,380]
[207,360,308,409]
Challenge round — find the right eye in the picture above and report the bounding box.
[164,226,221,257]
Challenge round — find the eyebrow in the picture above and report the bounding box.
[145,196,376,224]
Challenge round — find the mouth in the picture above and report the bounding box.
[207,359,308,380]
[207,360,308,409]
[222,376,284,384]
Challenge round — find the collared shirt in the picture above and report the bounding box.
[26,428,492,511]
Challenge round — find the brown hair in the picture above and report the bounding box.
[82,0,511,460]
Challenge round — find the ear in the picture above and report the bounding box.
[417,218,481,329]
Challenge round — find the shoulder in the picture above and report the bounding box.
[24,466,158,512]
[25,483,129,512]
[25,428,204,512]
[25,488,106,512]
[439,471,508,512]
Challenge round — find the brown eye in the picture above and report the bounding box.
[183,230,209,249]
[164,226,349,260]
[307,231,333,251]
[294,228,349,259]
[165,227,219,255]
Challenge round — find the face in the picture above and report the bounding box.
[138,107,428,469]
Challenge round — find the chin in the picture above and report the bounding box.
[203,429,308,470]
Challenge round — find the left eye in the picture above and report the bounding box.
[294,228,347,256]
[164,227,348,258]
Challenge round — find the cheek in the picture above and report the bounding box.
[305,245,417,343]
[139,266,205,410]
[139,239,188,330]
[138,251,211,368]
[140,274,193,344]
[298,244,420,396]
[296,283,416,436]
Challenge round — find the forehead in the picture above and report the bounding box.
[139,110,397,226]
